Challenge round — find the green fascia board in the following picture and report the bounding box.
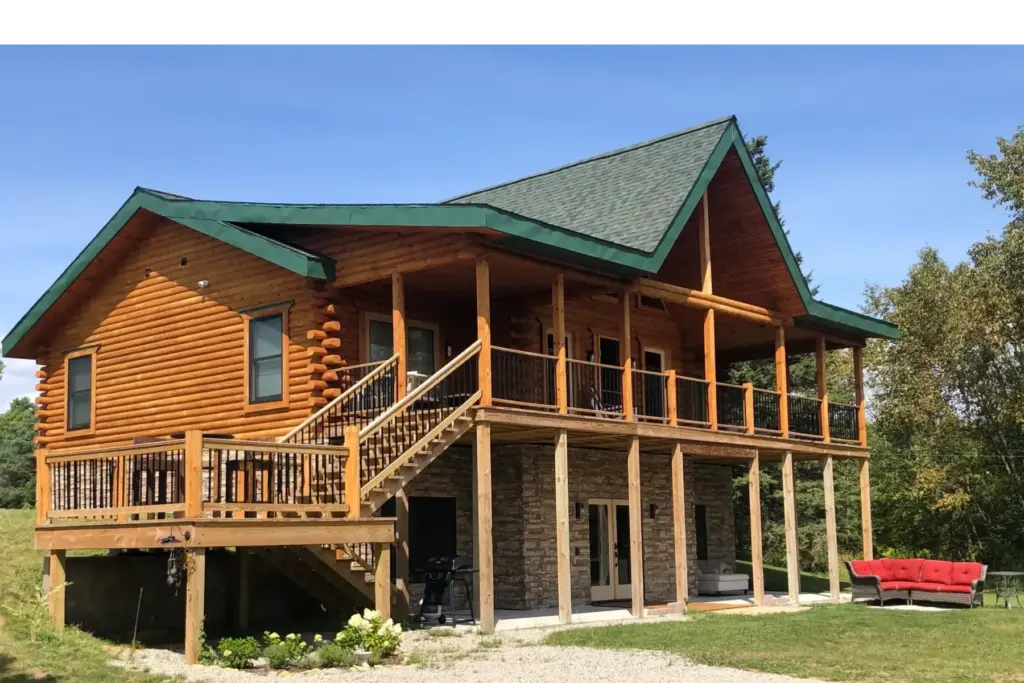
[1,191,336,357]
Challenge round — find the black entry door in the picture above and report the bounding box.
[598,337,622,411]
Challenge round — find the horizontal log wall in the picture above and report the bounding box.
[36,219,319,451]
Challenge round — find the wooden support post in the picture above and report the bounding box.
[554,428,571,624]
[477,258,492,407]
[395,489,410,621]
[776,327,789,438]
[699,191,717,431]
[743,382,755,435]
[860,460,873,560]
[237,549,250,629]
[475,422,494,633]
[748,451,764,606]
[36,448,49,526]
[553,274,568,415]
[184,430,203,518]
[184,548,206,665]
[622,292,633,421]
[393,272,407,400]
[114,456,126,520]
[48,550,66,628]
[666,369,678,426]
[344,425,361,519]
[782,452,800,604]
[374,542,391,621]
[824,455,841,600]
[627,436,644,618]
[853,346,867,447]
[817,336,830,443]
[671,443,688,603]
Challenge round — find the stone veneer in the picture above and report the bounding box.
[401,443,736,610]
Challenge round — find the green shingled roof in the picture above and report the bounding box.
[447,117,734,253]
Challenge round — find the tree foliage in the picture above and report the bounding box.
[865,126,1024,565]
[0,397,36,508]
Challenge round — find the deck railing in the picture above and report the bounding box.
[788,394,824,439]
[39,435,351,522]
[491,346,558,411]
[676,375,710,426]
[716,382,747,431]
[633,368,669,423]
[828,401,859,443]
[752,387,782,435]
[566,358,625,418]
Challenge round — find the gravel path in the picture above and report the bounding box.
[116,626,826,683]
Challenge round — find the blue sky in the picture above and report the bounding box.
[1,46,1022,408]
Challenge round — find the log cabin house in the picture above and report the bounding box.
[3,116,898,659]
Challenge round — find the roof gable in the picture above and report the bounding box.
[446,118,733,253]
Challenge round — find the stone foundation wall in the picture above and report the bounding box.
[402,441,737,611]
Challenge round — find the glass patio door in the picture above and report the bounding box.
[588,498,632,601]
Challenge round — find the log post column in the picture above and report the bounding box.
[553,274,568,415]
[782,451,800,604]
[699,192,717,430]
[48,550,66,628]
[475,422,494,633]
[554,429,571,623]
[374,542,392,620]
[671,443,688,604]
[748,451,765,606]
[393,272,407,400]
[860,459,873,560]
[477,258,492,406]
[776,327,789,438]
[627,436,644,617]
[817,337,830,442]
[854,346,867,447]
[395,489,410,621]
[824,455,841,600]
[184,548,206,665]
[621,291,633,421]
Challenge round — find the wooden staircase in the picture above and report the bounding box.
[275,342,482,610]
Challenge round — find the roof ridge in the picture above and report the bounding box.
[444,115,736,203]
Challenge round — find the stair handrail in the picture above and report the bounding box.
[280,354,400,443]
[358,339,483,443]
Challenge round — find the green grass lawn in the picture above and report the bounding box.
[0,509,174,682]
[547,602,1024,683]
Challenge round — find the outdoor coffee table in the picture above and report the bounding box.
[988,571,1024,608]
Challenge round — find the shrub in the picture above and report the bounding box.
[336,609,402,661]
[215,636,261,669]
[317,641,359,668]
[262,632,308,669]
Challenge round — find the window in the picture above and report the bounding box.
[695,504,709,561]
[365,315,439,376]
[638,294,667,311]
[65,348,96,434]
[243,303,291,411]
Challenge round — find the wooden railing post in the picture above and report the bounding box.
[853,346,867,447]
[621,291,633,421]
[344,425,361,519]
[477,258,492,406]
[817,337,830,442]
[184,430,203,518]
[742,382,755,435]
[35,448,49,526]
[553,274,568,415]
[666,369,678,426]
[776,327,789,438]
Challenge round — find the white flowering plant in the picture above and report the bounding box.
[335,609,402,661]
[262,631,309,669]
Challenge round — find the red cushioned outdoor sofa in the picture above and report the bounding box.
[846,559,986,607]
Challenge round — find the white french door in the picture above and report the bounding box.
[588,498,632,601]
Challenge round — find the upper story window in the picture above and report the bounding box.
[65,347,96,434]
[243,303,291,411]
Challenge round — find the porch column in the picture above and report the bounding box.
[670,443,688,603]
[393,272,407,399]
[395,489,410,621]
[627,436,644,617]
[817,337,830,442]
[184,548,206,665]
[823,455,841,600]
[553,274,568,415]
[860,460,873,560]
[48,550,66,628]
[782,452,800,604]
[554,429,571,623]
[475,422,495,633]
[621,291,633,421]
[699,191,717,430]
[477,257,492,406]
[374,542,392,620]
[853,346,867,447]
[748,451,765,606]
[776,328,789,438]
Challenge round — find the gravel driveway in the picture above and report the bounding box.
[117,624,826,683]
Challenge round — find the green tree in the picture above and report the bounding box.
[863,124,1024,566]
[0,397,36,508]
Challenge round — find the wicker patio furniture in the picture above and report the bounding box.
[846,559,986,607]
